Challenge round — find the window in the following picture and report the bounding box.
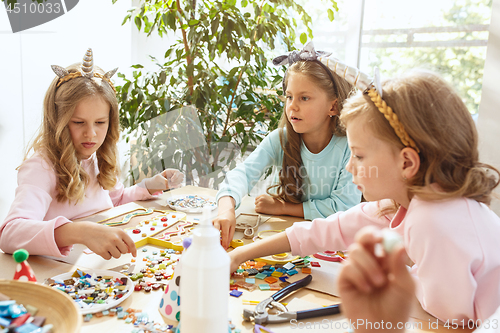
[295,0,492,114]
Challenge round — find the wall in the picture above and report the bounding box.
[478,0,500,214]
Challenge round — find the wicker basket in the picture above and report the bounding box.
[0,279,82,333]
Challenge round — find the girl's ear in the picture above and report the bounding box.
[400,147,420,179]
[330,99,339,116]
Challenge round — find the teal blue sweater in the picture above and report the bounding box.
[216,129,362,220]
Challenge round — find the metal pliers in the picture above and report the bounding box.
[243,275,341,324]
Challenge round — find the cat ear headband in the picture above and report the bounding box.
[51,48,118,93]
[273,41,419,153]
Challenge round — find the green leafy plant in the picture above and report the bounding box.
[113,0,337,188]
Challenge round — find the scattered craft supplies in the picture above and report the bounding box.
[166,194,216,213]
[46,269,134,315]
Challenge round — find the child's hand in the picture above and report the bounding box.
[82,223,137,260]
[162,169,184,188]
[255,194,284,215]
[337,226,415,333]
[145,169,184,194]
[213,196,236,249]
[212,209,236,250]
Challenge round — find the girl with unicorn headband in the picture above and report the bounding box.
[1,49,184,260]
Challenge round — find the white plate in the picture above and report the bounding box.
[47,269,133,315]
[166,194,217,213]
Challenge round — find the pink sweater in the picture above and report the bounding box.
[286,198,500,322]
[0,153,156,257]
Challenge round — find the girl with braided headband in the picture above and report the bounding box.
[215,42,362,249]
[230,61,500,322]
[0,49,184,260]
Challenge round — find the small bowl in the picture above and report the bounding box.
[0,279,82,333]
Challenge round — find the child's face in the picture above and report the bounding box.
[285,73,336,136]
[345,116,407,204]
[68,97,110,160]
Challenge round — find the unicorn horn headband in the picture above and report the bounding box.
[51,48,118,93]
[272,41,419,153]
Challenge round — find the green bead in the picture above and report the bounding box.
[13,249,29,263]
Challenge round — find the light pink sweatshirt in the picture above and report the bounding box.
[1,153,156,257]
[286,198,500,322]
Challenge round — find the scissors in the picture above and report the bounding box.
[243,275,341,324]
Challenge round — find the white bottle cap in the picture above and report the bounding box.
[201,206,211,226]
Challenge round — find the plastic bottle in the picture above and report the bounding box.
[179,206,230,332]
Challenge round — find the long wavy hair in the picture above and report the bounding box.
[340,70,499,213]
[267,60,354,203]
[26,63,120,203]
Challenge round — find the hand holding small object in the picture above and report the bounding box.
[381,228,403,253]
[213,196,237,250]
[337,226,414,333]
[55,222,137,260]
[213,209,236,250]
[82,223,137,260]
[145,169,184,194]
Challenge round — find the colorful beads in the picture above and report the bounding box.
[167,195,216,210]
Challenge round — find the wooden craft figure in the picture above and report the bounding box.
[235,213,262,239]
[124,211,197,251]
[313,250,347,262]
[252,229,300,265]
[13,249,37,282]
[98,208,168,226]
[156,221,195,242]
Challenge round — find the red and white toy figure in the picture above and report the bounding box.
[13,249,37,282]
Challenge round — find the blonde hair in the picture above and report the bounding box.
[26,63,120,203]
[340,70,499,210]
[267,60,354,203]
